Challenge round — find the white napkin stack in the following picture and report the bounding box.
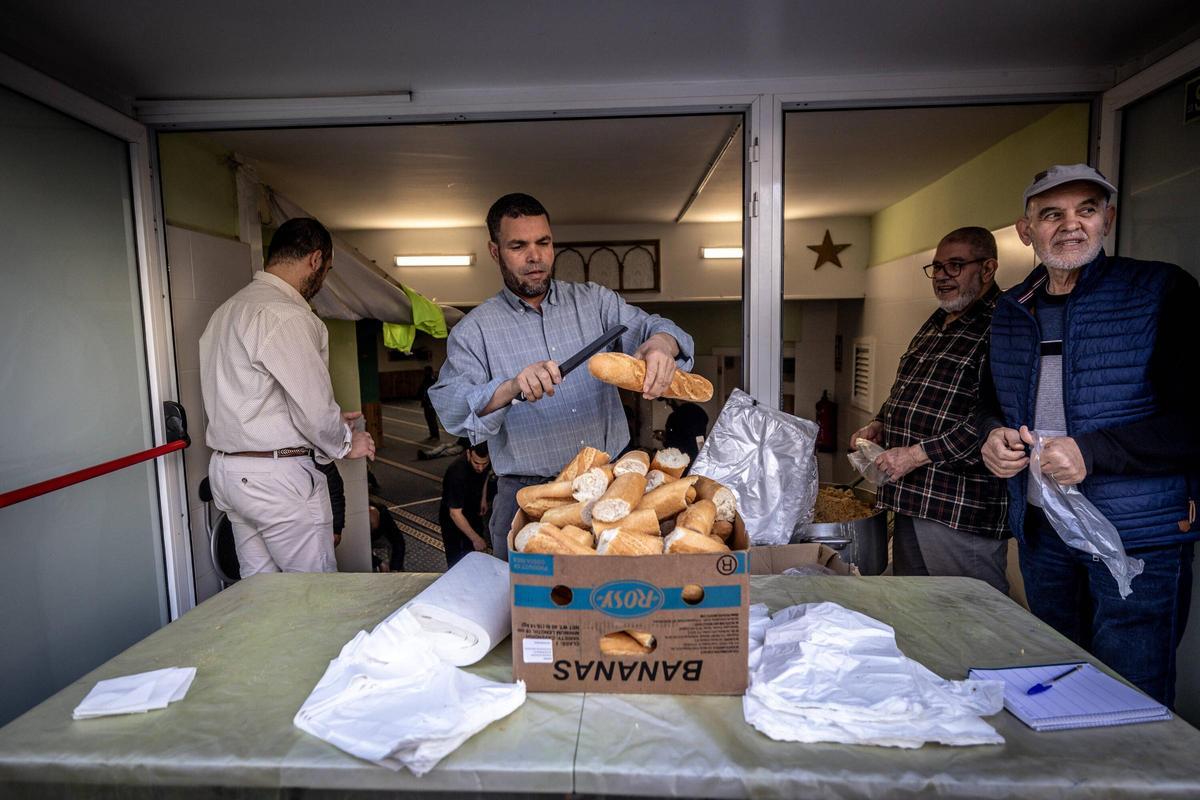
[73,667,196,720]
[294,554,526,775]
[743,602,1005,748]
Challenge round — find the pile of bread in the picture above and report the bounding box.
[512,446,738,557]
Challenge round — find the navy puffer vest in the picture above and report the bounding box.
[989,252,1193,547]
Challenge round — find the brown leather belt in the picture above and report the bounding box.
[223,447,313,458]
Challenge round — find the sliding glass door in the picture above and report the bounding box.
[0,85,169,726]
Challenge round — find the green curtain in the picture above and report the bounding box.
[382,285,448,353]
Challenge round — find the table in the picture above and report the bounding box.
[0,573,1197,798]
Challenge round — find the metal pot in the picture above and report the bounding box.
[791,483,888,575]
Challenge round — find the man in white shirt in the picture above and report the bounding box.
[200,218,375,575]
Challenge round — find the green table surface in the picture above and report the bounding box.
[0,573,1197,799]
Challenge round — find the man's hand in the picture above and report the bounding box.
[512,359,562,402]
[633,333,680,399]
[333,532,342,548]
[470,534,489,552]
[982,427,1028,478]
[874,444,930,482]
[348,430,375,461]
[1035,430,1086,485]
[849,420,883,450]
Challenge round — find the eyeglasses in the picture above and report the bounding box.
[922,257,987,278]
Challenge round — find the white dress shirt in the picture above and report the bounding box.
[200,271,351,460]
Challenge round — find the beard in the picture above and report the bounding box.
[1036,236,1103,272]
[500,257,554,299]
[301,264,330,300]
[937,270,983,313]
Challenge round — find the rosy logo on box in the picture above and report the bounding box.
[590,580,664,618]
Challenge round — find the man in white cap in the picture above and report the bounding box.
[980,164,1199,706]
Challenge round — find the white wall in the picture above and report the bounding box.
[339,217,870,306]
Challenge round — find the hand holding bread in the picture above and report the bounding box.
[588,352,713,402]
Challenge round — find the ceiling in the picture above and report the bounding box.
[202,103,1063,229]
[1,1,1198,113]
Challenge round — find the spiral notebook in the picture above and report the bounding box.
[968,662,1171,732]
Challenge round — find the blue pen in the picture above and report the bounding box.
[1026,663,1085,695]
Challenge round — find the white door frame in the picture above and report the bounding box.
[1097,38,1200,193]
[0,53,195,619]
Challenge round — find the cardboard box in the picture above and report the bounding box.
[508,511,750,695]
[749,542,860,576]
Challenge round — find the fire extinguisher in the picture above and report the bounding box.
[815,390,837,453]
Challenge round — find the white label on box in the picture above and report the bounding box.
[522,638,554,664]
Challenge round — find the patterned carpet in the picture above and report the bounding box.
[370,401,462,574]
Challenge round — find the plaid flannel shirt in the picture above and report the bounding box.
[875,283,1009,538]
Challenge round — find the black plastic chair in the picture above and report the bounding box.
[198,477,241,588]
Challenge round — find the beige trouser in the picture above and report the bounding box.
[209,452,336,576]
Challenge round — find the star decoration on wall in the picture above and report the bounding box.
[807,229,851,269]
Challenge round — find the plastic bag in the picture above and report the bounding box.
[1030,431,1143,598]
[691,389,819,546]
[846,438,893,486]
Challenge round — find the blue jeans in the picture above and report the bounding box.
[487,475,549,561]
[1020,505,1194,707]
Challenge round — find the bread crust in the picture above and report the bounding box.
[587,352,714,402]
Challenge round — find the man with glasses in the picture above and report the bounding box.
[980,164,1199,706]
[850,227,1009,592]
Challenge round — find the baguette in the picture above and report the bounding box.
[644,469,674,492]
[587,352,714,402]
[625,630,656,649]
[650,448,690,479]
[694,476,737,522]
[664,528,730,554]
[600,630,653,656]
[516,480,574,508]
[612,450,650,477]
[676,499,717,537]
[596,528,663,556]
[520,496,574,521]
[551,524,596,550]
[636,475,699,521]
[514,522,595,555]
[571,467,610,502]
[592,508,661,537]
[541,499,594,529]
[555,446,611,482]
[592,473,648,523]
[711,519,734,541]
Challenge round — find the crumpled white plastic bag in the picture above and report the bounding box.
[847,438,893,486]
[294,607,525,775]
[1030,431,1144,598]
[691,389,820,545]
[744,602,1004,748]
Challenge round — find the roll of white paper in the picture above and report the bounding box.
[388,552,510,666]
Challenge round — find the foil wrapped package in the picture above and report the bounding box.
[691,389,819,545]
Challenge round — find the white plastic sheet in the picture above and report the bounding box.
[744,602,1004,748]
[294,609,525,775]
[692,389,820,545]
[1030,431,1144,598]
[395,552,511,666]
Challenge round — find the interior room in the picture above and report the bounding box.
[4,3,1200,790]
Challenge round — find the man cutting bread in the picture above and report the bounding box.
[429,193,696,560]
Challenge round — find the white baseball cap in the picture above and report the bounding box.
[1022,164,1117,207]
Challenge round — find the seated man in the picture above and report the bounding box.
[439,442,492,568]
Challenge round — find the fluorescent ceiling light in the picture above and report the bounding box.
[701,247,743,260]
[394,254,475,267]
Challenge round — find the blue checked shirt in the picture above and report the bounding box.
[429,281,694,478]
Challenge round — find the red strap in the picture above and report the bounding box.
[0,439,188,510]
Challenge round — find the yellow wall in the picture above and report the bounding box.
[157,133,239,239]
[325,319,361,412]
[869,104,1090,266]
